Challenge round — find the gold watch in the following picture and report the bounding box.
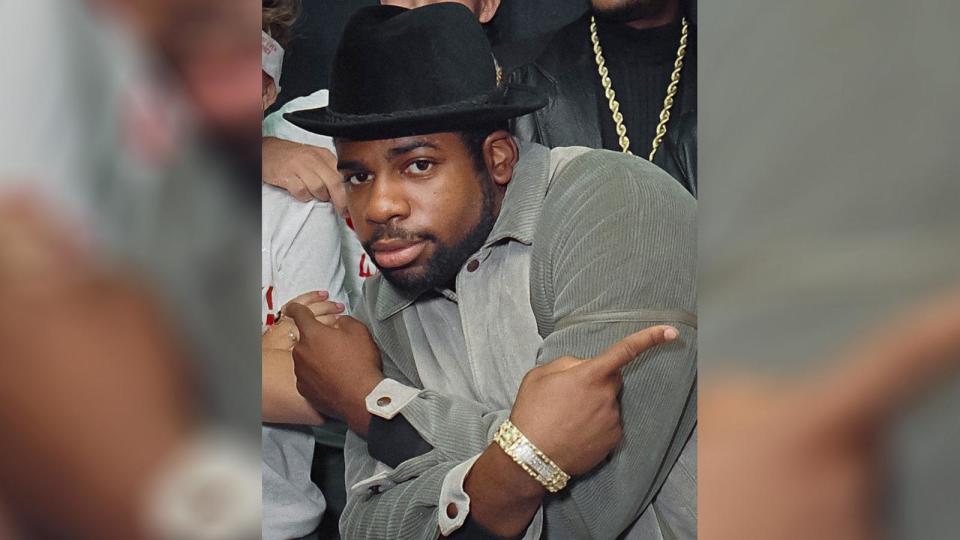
[493,419,570,493]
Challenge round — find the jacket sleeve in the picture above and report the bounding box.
[340,152,697,539]
[528,153,697,537]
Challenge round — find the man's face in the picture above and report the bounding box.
[591,0,673,22]
[336,132,499,292]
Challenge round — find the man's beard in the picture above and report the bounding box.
[365,173,499,293]
[592,0,672,23]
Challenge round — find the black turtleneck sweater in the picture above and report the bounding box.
[594,17,697,156]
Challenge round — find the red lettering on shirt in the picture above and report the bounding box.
[359,253,375,278]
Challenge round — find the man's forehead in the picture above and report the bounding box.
[335,132,464,161]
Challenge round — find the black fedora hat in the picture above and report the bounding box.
[284,3,546,140]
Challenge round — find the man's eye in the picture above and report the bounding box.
[405,160,434,174]
[345,172,372,185]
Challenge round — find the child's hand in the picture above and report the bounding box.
[263,291,345,351]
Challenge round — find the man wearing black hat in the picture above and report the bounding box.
[282,4,696,539]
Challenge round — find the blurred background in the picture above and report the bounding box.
[699,1,960,539]
[1,0,261,538]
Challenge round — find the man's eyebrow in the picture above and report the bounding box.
[336,160,365,171]
[386,140,439,160]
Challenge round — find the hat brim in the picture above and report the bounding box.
[283,84,546,140]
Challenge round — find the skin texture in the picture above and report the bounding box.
[262,137,346,208]
[335,131,514,292]
[261,291,345,425]
[380,0,502,24]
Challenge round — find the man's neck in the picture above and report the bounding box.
[624,1,680,31]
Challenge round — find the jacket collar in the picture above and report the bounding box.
[373,140,551,321]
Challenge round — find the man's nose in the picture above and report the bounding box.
[364,175,410,225]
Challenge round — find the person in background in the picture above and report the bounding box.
[509,0,698,195]
[260,2,357,537]
[260,0,345,215]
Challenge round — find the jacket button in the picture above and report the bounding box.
[376,396,392,407]
[466,259,479,272]
[446,503,459,519]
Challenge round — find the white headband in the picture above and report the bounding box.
[262,31,285,92]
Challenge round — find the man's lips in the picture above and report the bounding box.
[370,240,426,269]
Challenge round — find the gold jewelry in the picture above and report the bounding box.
[590,16,688,160]
[493,419,570,493]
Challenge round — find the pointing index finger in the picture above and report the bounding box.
[591,326,680,374]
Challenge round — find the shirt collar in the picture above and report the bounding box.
[373,141,552,321]
[484,140,552,247]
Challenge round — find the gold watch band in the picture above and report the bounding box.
[493,419,570,493]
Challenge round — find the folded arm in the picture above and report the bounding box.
[341,155,697,539]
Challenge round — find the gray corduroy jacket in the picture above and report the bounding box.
[340,142,697,540]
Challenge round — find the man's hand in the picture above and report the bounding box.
[262,137,347,212]
[465,325,679,538]
[283,303,384,436]
[510,325,680,475]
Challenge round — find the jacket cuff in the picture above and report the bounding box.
[365,379,433,467]
[438,454,482,536]
[365,378,421,419]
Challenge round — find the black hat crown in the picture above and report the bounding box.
[285,3,546,139]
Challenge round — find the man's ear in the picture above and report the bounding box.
[262,75,279,111]
[483,130,518,187]
[477,0,502,24]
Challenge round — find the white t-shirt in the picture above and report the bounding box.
[260,90,375,540]
[261,184,348,326]
[262,90,377,324]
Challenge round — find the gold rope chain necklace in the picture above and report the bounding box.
[590,15,688,160]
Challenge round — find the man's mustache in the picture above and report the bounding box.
[362,226,437,251]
